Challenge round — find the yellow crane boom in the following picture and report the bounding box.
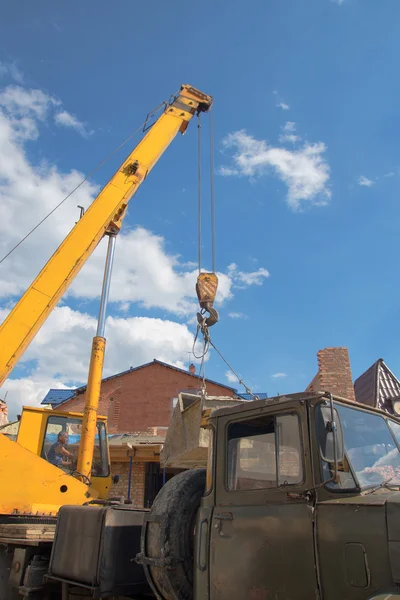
[0,85,213,386]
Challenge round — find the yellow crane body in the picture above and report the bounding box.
[76,335,106,480]
[0,84,213,520]
[0,85,213,387]
[0,406,111,517]
[0,434,95,516]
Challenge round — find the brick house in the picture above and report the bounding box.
[42,359,238,507]
[0,399,8,427]
[39,349,360,507]
[43,359,238,432]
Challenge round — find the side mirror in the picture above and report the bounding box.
[317,405,345,464]
[112,474,120,484]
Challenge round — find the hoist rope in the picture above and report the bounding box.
[197,114,202,274]
[192,321,210,359]
[199,339,208,398]
[0,106,167,265]
[197,110,217,274]
[192,317,259,400]
[208,337,259,400]
[209,109,216,273]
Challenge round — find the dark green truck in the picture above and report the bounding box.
[9,392,400,599]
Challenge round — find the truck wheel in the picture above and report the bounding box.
[143,469,206,600]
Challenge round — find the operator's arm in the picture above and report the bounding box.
[55,445,73,459]
[0,85,213,386]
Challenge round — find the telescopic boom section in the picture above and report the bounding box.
[0,85,213,386]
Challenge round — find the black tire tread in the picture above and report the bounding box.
[143,469,206,600]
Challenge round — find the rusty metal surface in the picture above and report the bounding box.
[161,393,245,469]
[208,504,317,599]
[317,501,393,599]
[206,397,318,600]
[194,392,400,600]
[196,273,219,310]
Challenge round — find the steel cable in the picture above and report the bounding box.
[0,104,167,265]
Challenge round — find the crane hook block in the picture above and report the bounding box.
[196,272,219,327]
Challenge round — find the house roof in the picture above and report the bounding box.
[237,392,269,401]
[354,358,400,413]
[41,389,76,405]
[41,359,239,407]
[108,432,167,445]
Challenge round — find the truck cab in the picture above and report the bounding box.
[48,391,400,600]
[194,391,400,600]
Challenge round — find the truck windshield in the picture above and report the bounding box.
[319,403,400,490]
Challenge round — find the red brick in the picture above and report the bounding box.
[58,361,236,433]
[0,400,8,426]
[109,460,145,508]
[306,347,355,402]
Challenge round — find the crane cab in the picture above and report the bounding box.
[0,406,112,517]
[18,406,111,498]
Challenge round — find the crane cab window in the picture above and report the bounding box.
[227,413,303,491]
[42,415,109,477]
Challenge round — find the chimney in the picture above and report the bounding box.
[189,363,196,375]
[306,347,355,402]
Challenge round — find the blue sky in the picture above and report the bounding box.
[1,0,400,417]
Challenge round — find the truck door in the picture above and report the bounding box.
[209,403,318,600]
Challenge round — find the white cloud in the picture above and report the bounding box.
[0,84,92,142]
[0,79,271,417]
[331,0,346,4]
[225,370,239,384]
[358,175,374,187]
[283,122,296,132]
[221,129,331,210]
[228,312,248,319]
[227,263,269,288]
[0,85,59,120]
[0,85,60,140]
[0,61,24,84]
[272,372,287,379]
[218,165,239,176]
[2,306,204,419]
[3,377,69,420]
[54,110,92,137]
[279,121,300,145]
[272,91,290,111]
[0,84,269,315]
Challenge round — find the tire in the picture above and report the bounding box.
[142,469,206,600]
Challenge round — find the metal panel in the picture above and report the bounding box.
[49,504,151,597]
[208,399,317,600]
[317,502,393,599]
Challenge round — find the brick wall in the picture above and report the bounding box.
[58,361,236,433]
[306,347,355,402]
[109,461,145,508]
[0,400,8,426]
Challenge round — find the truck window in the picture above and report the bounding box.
[317,403,400,490]
[227,413,303,491]
[42,415,109,477]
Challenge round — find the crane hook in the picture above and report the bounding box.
[196,272,219,328]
